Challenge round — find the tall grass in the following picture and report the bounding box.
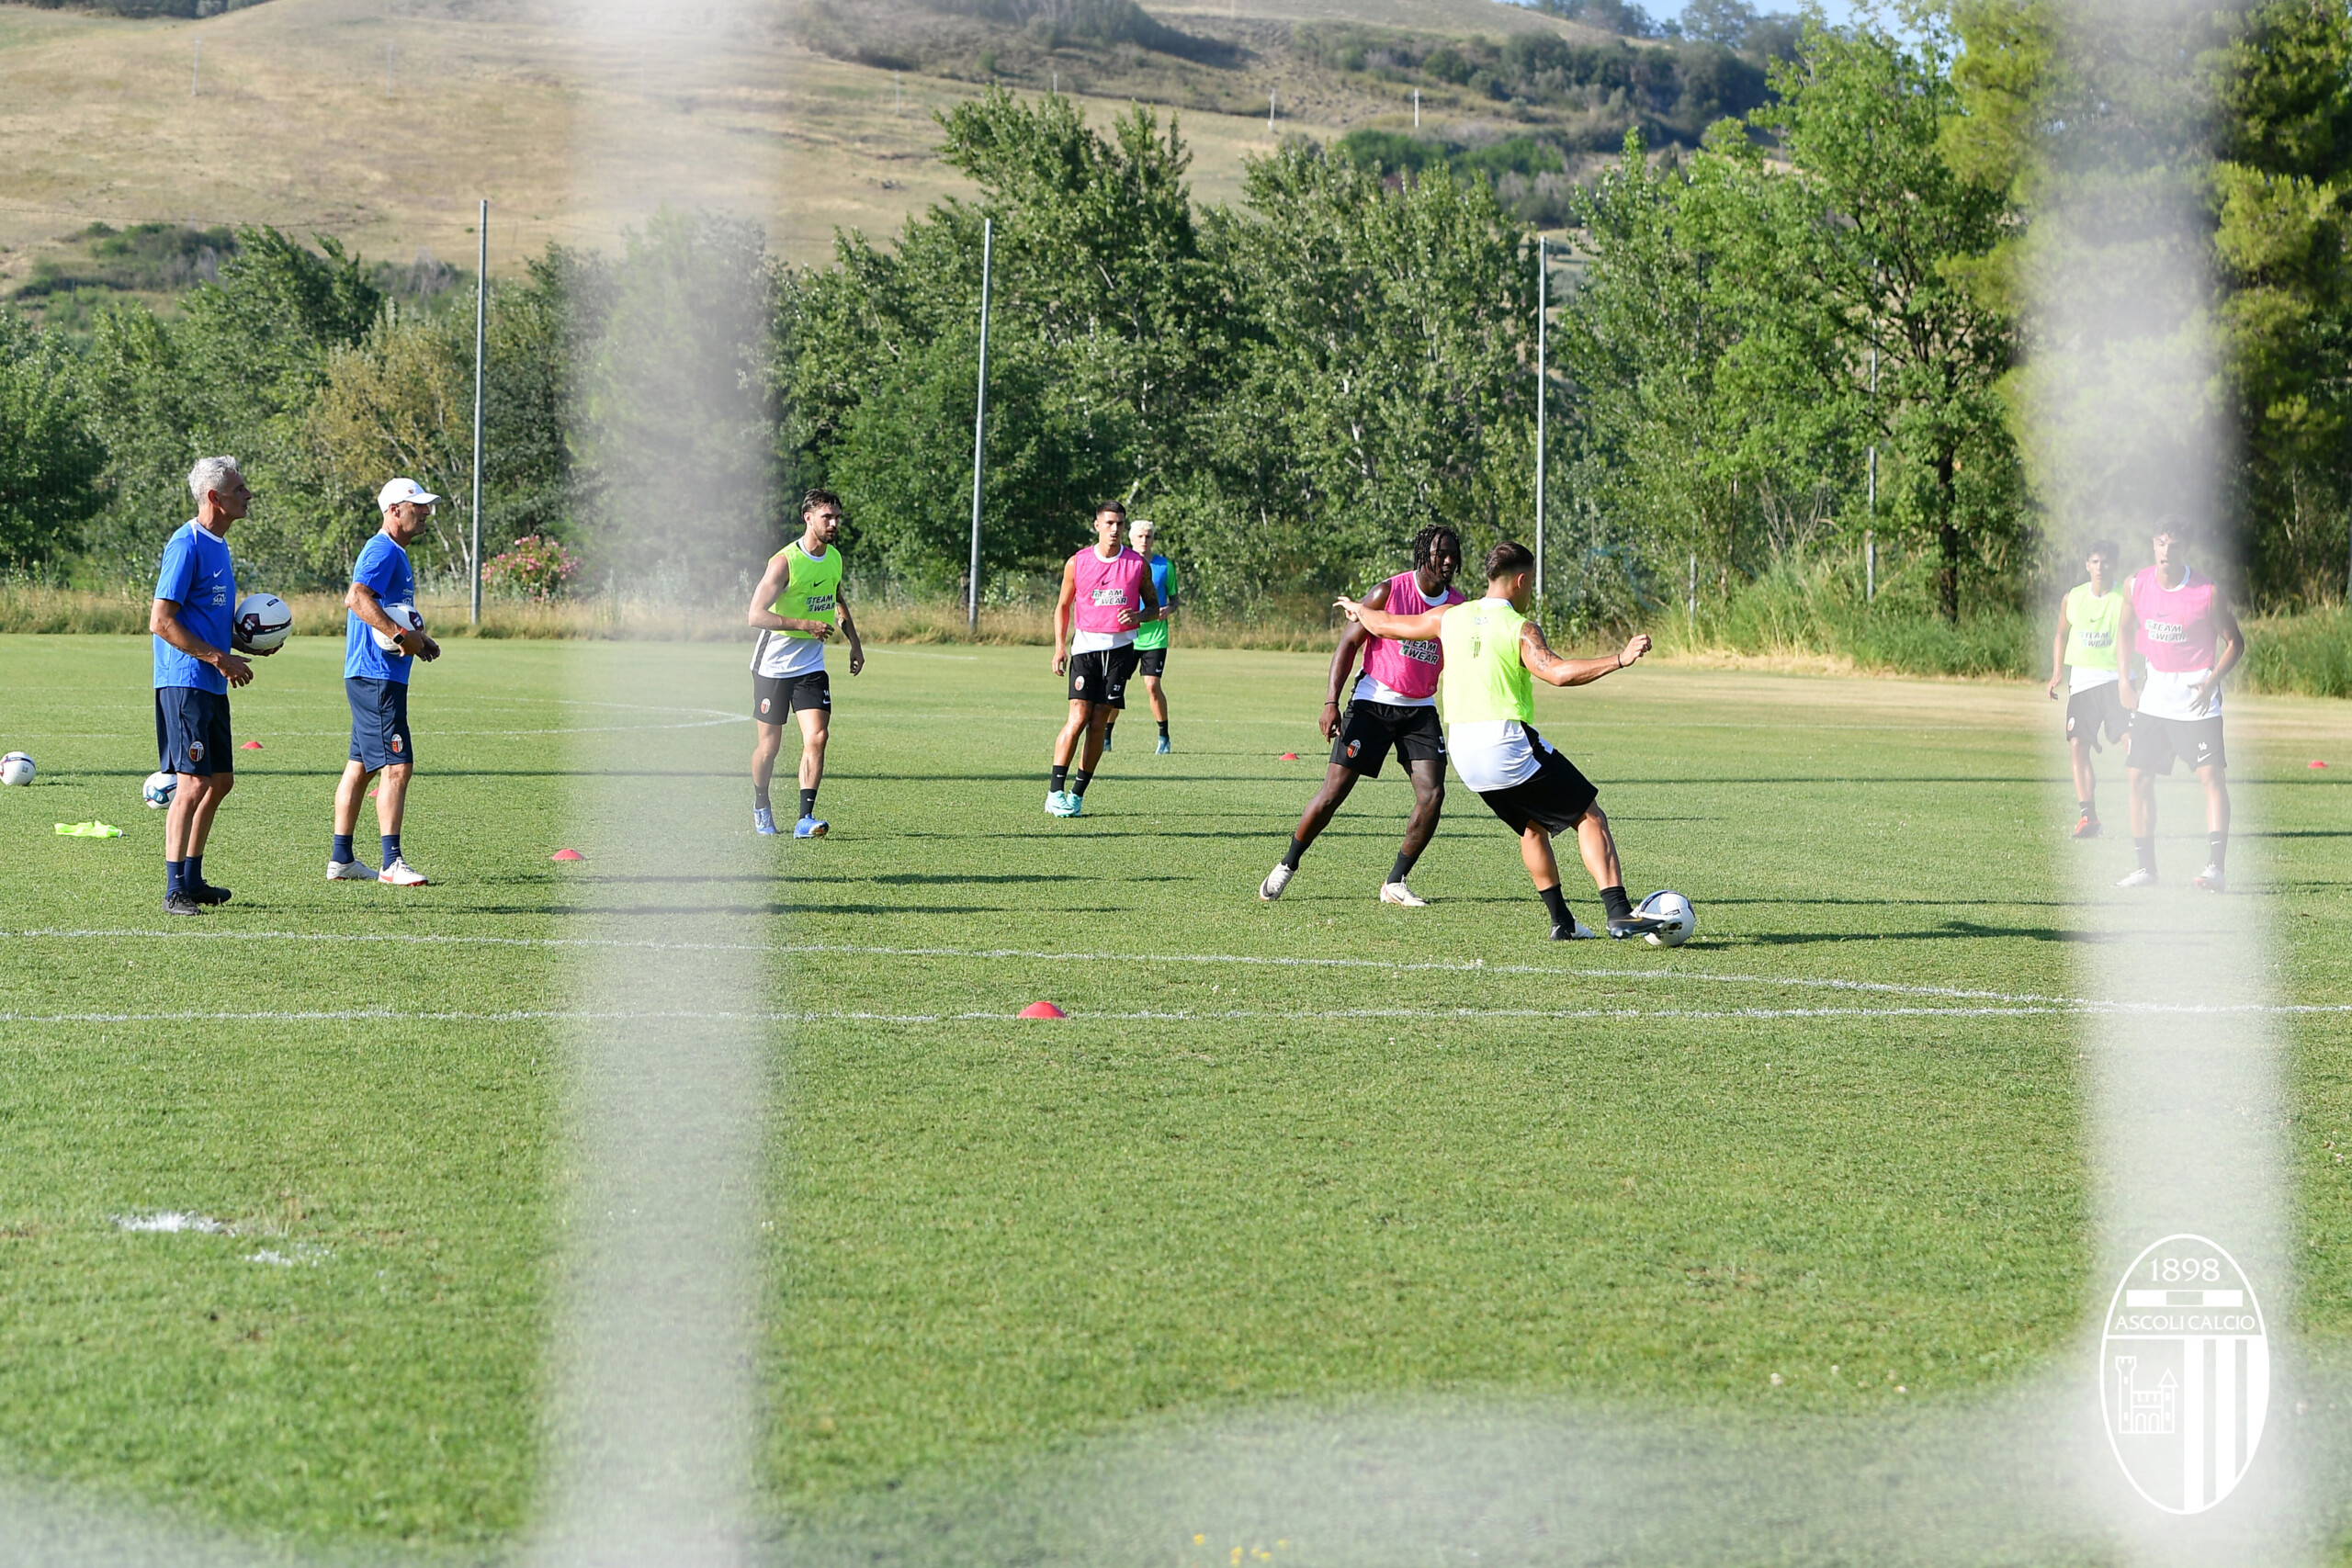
[1643,556,2036,679]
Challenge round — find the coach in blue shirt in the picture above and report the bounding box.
[151,457,271,916]
[330,478,444,886]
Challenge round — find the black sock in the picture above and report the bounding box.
[1071,770,1092,798]
[1387,851,1419,886]
[1600,885,1634,923]
[187,854,205,888]
[1539,885,1572,930]
[1050,764,1069,793]
[2209,830,2228,870]
[1159,719,1170,739]
[2136,835,2157,873]
[1282,834,1308,871]
[333,832,354,863]
[800,786,819,819]
[753,785,771,811]
[2078,799,2095,819]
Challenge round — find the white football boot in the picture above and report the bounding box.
[379,857,431,886]
[1550,919,1600,941]
[1378,881,1428,907]
[327,859,376,881]
[1259,863,1295,901]
[2114,866,2157,888]
[2194,863,2226,893]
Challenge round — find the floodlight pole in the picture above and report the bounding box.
[1413,87,1420,128]
[1865,529,1875,604]
[192,38,199,96]
[470,198,487,626]
[967,218,993,637]
[1534,234,1547,603]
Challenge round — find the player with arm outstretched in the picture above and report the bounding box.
[1339,540,1667,942]
[1260,524,1462,906]
[2113,520,2244,892]
[747,490,865,839]
[1045,501,1161,818]
[2045,537,2126,840]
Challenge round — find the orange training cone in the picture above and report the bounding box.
[2312,760,2330,770]
[1279,752,1300,761]
[550,848,585,862]
[240,740,263,750]
[1018,1000,1067,1020]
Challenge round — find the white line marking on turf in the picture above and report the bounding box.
[17,931,2346,1015]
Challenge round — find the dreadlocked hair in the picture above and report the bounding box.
[1409,524,1460,573]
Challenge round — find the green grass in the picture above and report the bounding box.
[0,633,2346,1556]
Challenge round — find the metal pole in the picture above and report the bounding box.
[1865,529,1875,604]
[967,219,993,637]
[1688,553,1697,630]
[470,198,487,626]
[1413,88,1420,128]
[1534,234,1546,602]
[387,42,394,96]
[192,38,199,96]
[1269,90,1276,132]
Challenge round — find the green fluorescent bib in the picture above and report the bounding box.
[2064,582,2124,671]
[770,542,842,639]
[1439,599,1533,725]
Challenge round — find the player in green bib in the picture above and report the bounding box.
[747,490,864,838]
[2045,537,2125,839]
[1340,540,1669,942]
[1102,517,1177,754]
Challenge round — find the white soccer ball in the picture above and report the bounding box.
[233,592,293,653]
[1637,889,1696,948]
[370,602,424,652]
[142,770,177,809]
[0,752,33,787]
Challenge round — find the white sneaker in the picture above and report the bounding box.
[327,859,376,881]
[1379,881,1428,907]
[2114,866,2157,888]
[379,857,430,886]
[2195,863,2226,893]
[1550,919,1600,941]
[1259,863,1295,901]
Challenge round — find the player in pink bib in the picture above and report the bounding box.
[1260,525,1463,906]
[2115,521,2245,891]
[1045,501,1161,817]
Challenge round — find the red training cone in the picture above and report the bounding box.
[1018,1000,1068,1020]
[1279,752,1300,761]
[550,848,585,862]
[240,740,263,750]
[2312,760,2330,770]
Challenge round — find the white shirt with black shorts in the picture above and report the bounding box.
[1453,721,1600,837]
[1069,626,1140,709]
[1331,673,1448,778]
[751,625,830,724]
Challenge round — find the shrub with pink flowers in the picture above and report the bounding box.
[481,535,580,601]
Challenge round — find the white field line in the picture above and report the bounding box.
[10,930,2346,1015]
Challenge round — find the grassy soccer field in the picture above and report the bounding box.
[0,632,2346,1558]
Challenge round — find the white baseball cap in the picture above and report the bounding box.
[378,478,441,512]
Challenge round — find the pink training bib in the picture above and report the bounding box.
[1359,570,1454,700]
[2131,566,2219,673]
[1071,546,1147,636]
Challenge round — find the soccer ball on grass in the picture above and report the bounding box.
[1636,890,1696,947]
[1,752,34,786]
[142,771,177,809]
[233,592,293,653]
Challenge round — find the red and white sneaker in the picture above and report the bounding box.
[2193,863,2226,893]
[379,857,430,886]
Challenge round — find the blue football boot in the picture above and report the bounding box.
[794,815,829,839]
[753,806,779,836]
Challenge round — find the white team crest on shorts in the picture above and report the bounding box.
[187,740,204,761]
[390,735,402,754]
[2102,1234,2267,1514]
[1346,740,1361,759]
[760,698,771,716]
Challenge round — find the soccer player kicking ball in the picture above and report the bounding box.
[2114,521,2244,891]
[1337,541,1667,942]
[330,479,444,886]
[1261,524,1463,907]
[1103,517,1178,755]
[2046,538,2127,839]
[748,489,865,838]
[151,457,275,917]
[1046,501,1161,817]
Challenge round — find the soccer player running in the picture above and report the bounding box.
[1260,524,1463,907]
[747,489,865,838]
[329,479,445,886]
[1103,516,1177,754]
[2045,537,2127,840]
[1337,541,1667,942]
[2114,520,2245,891]
[150,457,275,916]
[1046,501,1161,817]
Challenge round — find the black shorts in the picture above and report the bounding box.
[154,686,232,777]
[2065,682,2128,751]
[346,677,415,771]
[1136,646,1168,679]
[1474,728,1600,837]
[1068,645,1140,708]
[753,671,831,723]
[2127,713,2226,775]
[1331,698,1445,778]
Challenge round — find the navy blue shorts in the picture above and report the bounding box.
[346,676,414,771]
[155,686,233,777]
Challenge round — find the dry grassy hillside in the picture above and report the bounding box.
[0,0,1587,303]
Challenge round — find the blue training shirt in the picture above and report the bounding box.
[345,531,417,683]
[153,519,236,694]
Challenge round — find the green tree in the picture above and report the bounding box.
[0,311,103,571]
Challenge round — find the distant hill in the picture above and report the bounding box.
[9,0,269,15]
